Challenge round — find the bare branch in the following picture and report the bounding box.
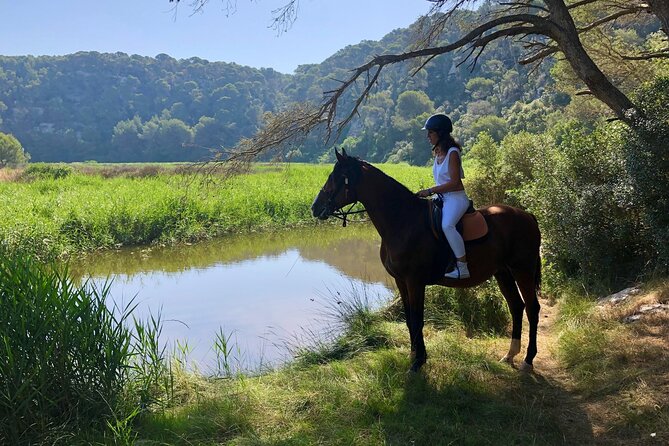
[578,6,646,33]
[314,13,552,137]
[269,0,299,34]
[213,102,324,175]
[621,49,669,60]
[519,46,559,64]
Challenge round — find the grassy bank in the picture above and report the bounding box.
[0,162,430,260]
[129,280,669,445]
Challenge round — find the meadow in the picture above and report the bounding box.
[0,162,432,260]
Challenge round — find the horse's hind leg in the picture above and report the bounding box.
[494,268,524,366]
[511,268,541,372]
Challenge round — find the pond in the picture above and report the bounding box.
[69,223,395,374]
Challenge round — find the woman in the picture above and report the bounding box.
[416,113,470,279]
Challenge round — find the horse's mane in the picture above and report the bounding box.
[355,158,421,202]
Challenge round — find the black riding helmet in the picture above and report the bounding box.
[422,113,453,135]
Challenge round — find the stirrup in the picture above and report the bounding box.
[445,263,470,279]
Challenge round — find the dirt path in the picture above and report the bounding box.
[526,293,669,445]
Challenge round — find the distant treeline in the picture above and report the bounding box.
[0,10,562,164]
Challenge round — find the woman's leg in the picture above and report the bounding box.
[441,193,470,278]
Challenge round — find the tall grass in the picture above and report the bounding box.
[385,280,510,336]
[0,163,430,260]
[0,249,131,443]
[0,247,172,444]
[287,282,393,366]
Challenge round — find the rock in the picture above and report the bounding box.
[598,286,641,306]
[623,303,669,323]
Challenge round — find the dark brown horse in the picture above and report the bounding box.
[311,149,542,372]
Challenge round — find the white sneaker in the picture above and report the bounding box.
[445,261,470,279]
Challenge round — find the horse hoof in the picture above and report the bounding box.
[500,355,514,366]
[519,361,534,373]
[408,358,426,373]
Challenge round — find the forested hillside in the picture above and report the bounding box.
[0,52,289,162]
[0,10,556,163]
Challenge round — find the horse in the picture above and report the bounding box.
[311,149,542,373]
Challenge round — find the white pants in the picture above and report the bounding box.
[441,190,469,258]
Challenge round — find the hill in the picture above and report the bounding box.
[0,13,555,163]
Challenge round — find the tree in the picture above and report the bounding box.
[177,0,668,168]
[0,132,30,166]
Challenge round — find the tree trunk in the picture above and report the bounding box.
[647,0,669,38]
[545,0,640,125]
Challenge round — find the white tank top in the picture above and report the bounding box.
[433,147,465,186]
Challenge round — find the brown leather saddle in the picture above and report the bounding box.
[427,197,489,242]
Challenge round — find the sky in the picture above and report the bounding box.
[0,0,434,74]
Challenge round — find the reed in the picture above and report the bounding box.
[0,248,173,444]
[286,282,393,366]
[0,249,129,443]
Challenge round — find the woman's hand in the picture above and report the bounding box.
[416,188,433,198]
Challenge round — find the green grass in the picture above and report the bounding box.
[133,326,567,445]
[127,282,669,446]
[0,162,431,260]
[0,248,166,444]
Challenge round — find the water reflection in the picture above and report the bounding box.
[70,224,395,372]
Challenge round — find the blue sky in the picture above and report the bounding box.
[0,0,433,73]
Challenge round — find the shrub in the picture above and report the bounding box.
[0,132,30,166]
[386,280,510,336]
[517,121,646,290]
[21,162,72,180]
[623,77,669,272]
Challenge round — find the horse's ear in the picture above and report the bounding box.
[341,148,348,158]
[335,148,343,162]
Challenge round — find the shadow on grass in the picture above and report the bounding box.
[375,360,594,445]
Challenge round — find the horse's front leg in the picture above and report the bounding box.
[406,281,427,372]
[395,279,416,360]
[395,278,427,372]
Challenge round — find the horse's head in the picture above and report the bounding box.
[311,148,363,220]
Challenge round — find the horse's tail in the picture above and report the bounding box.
[535,252,542,295]
[532,213,542,296]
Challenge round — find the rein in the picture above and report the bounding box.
[331,202,367,227]
[322,162,368,227]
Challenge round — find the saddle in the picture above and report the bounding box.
[428,196,488,242]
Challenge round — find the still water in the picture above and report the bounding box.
[70,224,395,373]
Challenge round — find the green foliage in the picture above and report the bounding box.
[20,162,72,180]
[622,77,669,271]
[517,121,646,289]
[0,249,133,443]
[468,115,509,143]
[465,77,495,100]
[0,132,29,166]
[465,132,506,205]
[465,131,542,207]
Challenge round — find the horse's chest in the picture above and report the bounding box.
[380,240,428,278]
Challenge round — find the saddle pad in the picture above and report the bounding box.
[461,211,488,241]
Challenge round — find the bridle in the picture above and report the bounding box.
[321,170,367,227]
